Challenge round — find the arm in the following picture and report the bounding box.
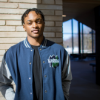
[62,53,72,100]
[0,56,15,100]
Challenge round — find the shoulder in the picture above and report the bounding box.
[47,39,67,54]
[5,41,23,57]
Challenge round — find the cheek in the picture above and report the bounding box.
[25,26,31,31]
[40,25,44,30]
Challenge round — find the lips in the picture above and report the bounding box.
[31,29,39,34]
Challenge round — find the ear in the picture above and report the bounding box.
[23,24,26,31]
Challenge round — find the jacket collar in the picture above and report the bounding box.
[23,37,47,49]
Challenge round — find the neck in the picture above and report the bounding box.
[27,36,44,46]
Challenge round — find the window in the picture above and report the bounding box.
[63,19,72,54]
[63,19,96,54]
[83,24,92,53]
[73,19,78,54]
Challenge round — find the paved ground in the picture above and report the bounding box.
[0,92,5,100]
[69,59,100,100]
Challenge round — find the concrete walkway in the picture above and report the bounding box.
[0,92,5,100]
[69,60,100,100]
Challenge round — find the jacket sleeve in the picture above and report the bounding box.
[62,52,72,100]
[0,56,15,100]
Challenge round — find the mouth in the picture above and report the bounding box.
[31,29,39,34]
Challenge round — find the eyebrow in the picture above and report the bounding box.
[36,18,42,20]
[27,18,42,22]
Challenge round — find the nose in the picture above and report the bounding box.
[32,22,38,28]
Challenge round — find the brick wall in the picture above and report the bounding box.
[0,0,63,99]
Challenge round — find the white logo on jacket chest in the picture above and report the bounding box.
[48,55,59,68]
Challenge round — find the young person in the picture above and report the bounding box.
[0,8,72,100]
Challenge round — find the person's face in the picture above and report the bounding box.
[23,11,45,39]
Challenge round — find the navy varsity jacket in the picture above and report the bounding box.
[0,37,72,100]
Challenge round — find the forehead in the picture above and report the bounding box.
[24,11,42,21]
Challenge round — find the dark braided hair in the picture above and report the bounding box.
[21,8,45,25]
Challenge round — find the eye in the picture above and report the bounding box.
[37,20,41,24]
[27,21,32,25]
[28,22,32,25]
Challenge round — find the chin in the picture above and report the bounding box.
[28,33,43,39]
[32,34,43,39]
